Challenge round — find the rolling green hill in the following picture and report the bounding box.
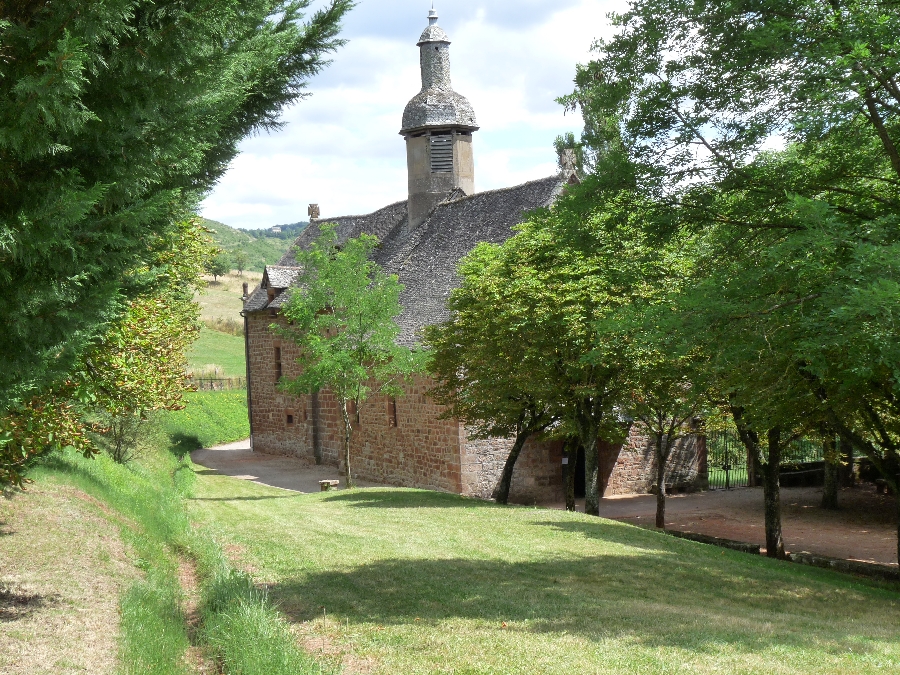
[202,218,306,273]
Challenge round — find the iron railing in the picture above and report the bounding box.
[706,430,824,489]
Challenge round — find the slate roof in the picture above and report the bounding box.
[244,173,572,345]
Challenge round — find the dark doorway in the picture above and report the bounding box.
[574,444,586,498]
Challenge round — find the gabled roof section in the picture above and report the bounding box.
[245,174,568,332]
[277,199,408,267]
[373,173,566,345]
[263,265,300,290]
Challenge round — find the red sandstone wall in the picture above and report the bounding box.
[247,314,702,501]
[247,314,464,493]
[599,424,707,496]
[246,313,317,461]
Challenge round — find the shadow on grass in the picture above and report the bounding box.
[0,583,61,623]
[269,549,890,659]
[190,495,299,502]
[320,489,498,509]
[169,432,203,459]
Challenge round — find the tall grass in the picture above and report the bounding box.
[162,389,250,455]
[36,420,326,674]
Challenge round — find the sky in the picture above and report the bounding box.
[200,0,628,230]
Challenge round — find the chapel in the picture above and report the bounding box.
[241,9,707,502]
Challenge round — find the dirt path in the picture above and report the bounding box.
[591,485,898,566]
[191,439,386,492]
[0,483,139,674]
[193,440,898,567]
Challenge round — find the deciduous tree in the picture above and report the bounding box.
[279,224,423,488]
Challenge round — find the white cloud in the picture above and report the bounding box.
[201,0,626,229]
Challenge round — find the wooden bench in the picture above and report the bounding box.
[319,479,340,492]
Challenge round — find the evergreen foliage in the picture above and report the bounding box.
[0,0,352,410]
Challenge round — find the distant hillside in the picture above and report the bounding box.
[201,218,308,272]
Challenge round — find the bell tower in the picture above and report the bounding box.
[400,8,478,232]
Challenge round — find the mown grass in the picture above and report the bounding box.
[162,389,250,456]
[188,326,247,378]
[189,477,900,675]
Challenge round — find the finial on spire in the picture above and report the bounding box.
[428,6,438,25]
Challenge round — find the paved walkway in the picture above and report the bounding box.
[191,440,898,566]
[191,439,386,493]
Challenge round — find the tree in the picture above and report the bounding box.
[0,0,352,413]
[206,252,231,282]
[232,249,249,277]
[561,0,900,559]
[0,218,212,481]
[279,224,423,488]
[424,244,559,505]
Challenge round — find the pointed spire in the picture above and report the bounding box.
[428,5,438,26]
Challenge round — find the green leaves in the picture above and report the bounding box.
[0,0,353,410]
[279,222,422,413]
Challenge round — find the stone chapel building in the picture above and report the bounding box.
[241,9,707,502]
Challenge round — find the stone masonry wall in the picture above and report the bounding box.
[600,424,707,496]
[246,312,318,461]
[247,314,464,493]
[247,314,704,500]
[461,436,564,504]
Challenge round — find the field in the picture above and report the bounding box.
[188,326,247,378]
[196,270,261,325]
[189,476,900,675]
[203,218,296,274]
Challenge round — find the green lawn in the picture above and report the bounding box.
[189,477,900,675]
[188,326,246,377]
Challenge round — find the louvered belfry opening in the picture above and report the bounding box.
[430,135,453,172]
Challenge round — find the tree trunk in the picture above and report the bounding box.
[763,428,785,559]
[492,431,529,505]
[747,444,758,487]
[822,434,839,510]
[655,434,667,528]
[340,404,354,488]
[564,439,577,512]
[584,434,600,516]
[896,490,900,567]
[311,390,323,465]
[839,433,854,487]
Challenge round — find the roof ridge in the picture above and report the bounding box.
[435,173,562,206]
[316,197,408,223]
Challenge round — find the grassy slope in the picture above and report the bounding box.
[190,478,900,675]
[188,326,247,377]
[0,482,138,674]
[203,218,294,273]
[7,396,320,675]
[162,390,250,455]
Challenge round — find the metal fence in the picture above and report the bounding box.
[706,430,824,490]
[707,430,750,489]
[189,377,246,391]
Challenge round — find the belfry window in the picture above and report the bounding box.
[430,135,453,172]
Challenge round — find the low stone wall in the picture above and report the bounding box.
[600,425,707,496]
